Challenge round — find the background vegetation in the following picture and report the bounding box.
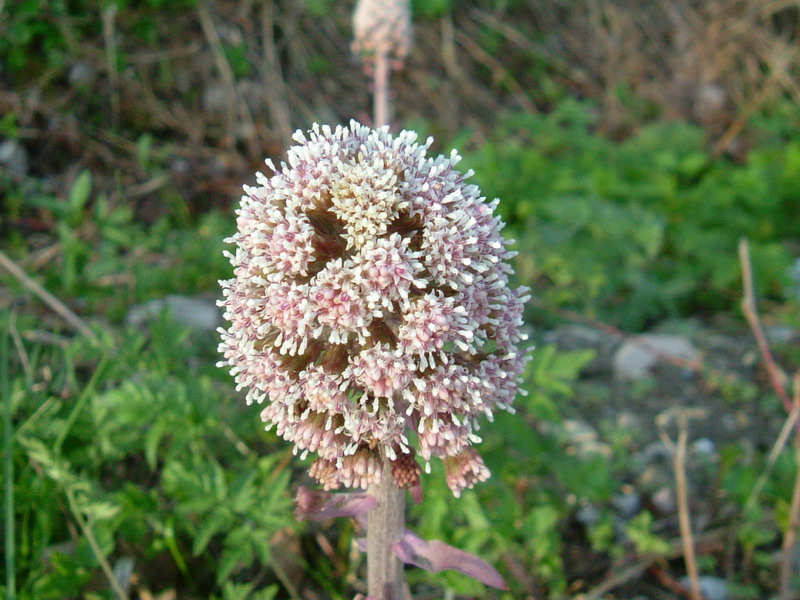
[1,1,799,599]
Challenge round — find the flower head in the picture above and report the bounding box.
[218,121,530,496]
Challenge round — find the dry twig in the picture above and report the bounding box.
[0,250,99,344]
[260,0,294,148]
[738,238,792,413]
[101,3,120,129]
[66,488,130,600]
[583,527,726,600]
[657,409,705,600]
[197,1,260,158]
[712,70,778,157]
[779,374,800,600]
[454,25,537,114]
[743,397,800,514]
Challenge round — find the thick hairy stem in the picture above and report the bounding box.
[367,458,405,600]
[374,50,391,128]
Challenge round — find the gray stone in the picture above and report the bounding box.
[562,419,611,458]
[112,556,135,598]
[127,295,221,332]
[613,334,699,381]
[651,487,676,514]
[765,324,799,345]
[203,84,228,113]
[612,490,641,518]
[68,61,95,86]
[0,139,28,176]
[576,504,601,526]
[636,440,672,465]
[678,576,728,600]
[692,437,716,458]
[543,324,618,375]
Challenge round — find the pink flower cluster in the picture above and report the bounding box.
[218,121,530,496]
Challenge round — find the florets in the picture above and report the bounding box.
[218,121,530,496]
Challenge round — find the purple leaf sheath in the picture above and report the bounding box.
[295,486,376,523]
[392,530,508,590]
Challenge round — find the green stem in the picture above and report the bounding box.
[3,326,16,600]
[54,354,109,452]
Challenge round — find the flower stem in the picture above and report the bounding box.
[374,50,391,128]
[367,458,405,599]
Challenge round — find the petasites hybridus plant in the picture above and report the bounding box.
[217,121,530,498]
[220,121,527,496]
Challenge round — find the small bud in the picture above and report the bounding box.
[352,0,412,69]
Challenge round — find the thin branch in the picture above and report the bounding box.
[738,238,792,413]
[744,398,800,514]
[261,0,293,148]
[66,489,130,600]
[0,250,99,344]
[712,61,779,158]
[101,3,120,129]
[197,1,261,158]
[657,409,705,600]
[779,374,800,600]
[454,26,537,114]
[584,527,726,600]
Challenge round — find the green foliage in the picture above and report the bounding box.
[624,512,670,555]
[459,101,798,329]
[412,0,452,18]
[302,0,336,17]
[3,317,293,599]
[0,0,197,79]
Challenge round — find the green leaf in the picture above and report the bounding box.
[68,170,92,220]
[217,530,254,583]
[193,509,232,556]
[19,437,76,486]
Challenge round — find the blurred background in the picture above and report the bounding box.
[1,1,800,599]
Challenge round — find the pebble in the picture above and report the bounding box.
[68,61,95,86]
[765,324,799,344]
[678,576,728,600]
[612,490,641,518]
[112,556,135,597]
[543,324,618,375]
[0,139,29,176]
[126,295,221,332]
[563,419,612,458]
[576,504,601,526]
[613,334,699,381]
[691,437,716,458]
[636,440,672,466]
[651,487,676,514]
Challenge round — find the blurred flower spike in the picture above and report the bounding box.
[352,0,412,69]
[218,121,530,497]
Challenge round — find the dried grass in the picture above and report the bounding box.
[3,0,799,213]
